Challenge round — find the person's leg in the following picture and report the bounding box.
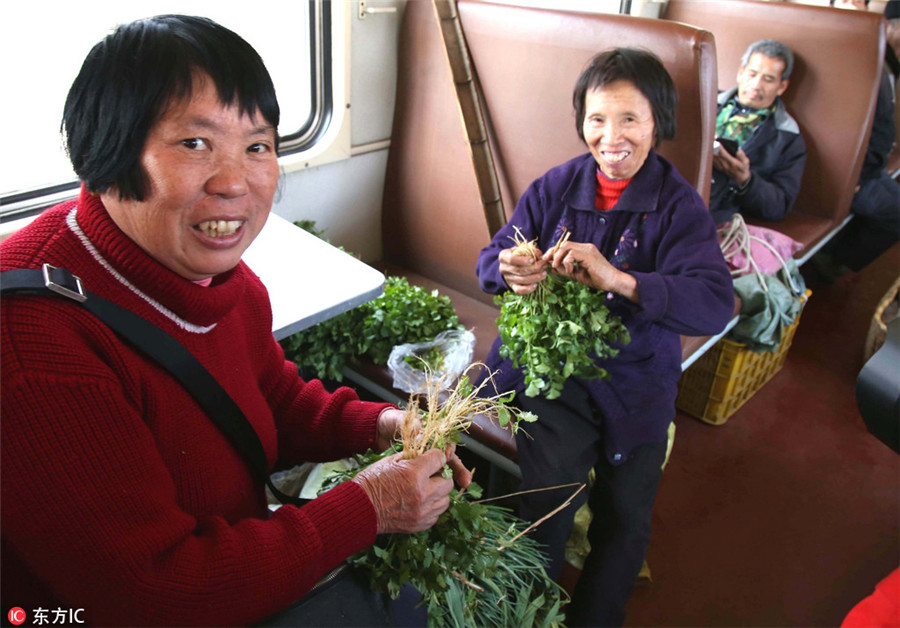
[256,565,394,626]
[515,380,602,582]
[834,174,900,271]
[565,440,668,627]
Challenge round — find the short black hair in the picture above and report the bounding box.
[573,48,677,146]
[63,15,280,201]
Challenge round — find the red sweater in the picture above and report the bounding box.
[1,188,391,625]
[842,568,900,628]
[595,168,632,210]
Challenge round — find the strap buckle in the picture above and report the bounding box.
[42,263,87,303]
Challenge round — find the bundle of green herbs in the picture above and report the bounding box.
[319,365,571,627]
[495,228,631,399]
[403,345,447,373]
[280,275,461,382]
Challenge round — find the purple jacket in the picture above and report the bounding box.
[476,151,734,464]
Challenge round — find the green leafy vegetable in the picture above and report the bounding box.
[281,275,461,381]
[352,476,567,628]
[494,231,630,399]
[294,219,328,240]
[361,277,460,365]
[319,366,564,628]
[403,345,447,372]
[281,221,459,381]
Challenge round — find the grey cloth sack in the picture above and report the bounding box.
[729,258,807,352]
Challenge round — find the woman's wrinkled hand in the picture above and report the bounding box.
[543,240,639,303]
[374,410,472,488]
[374,408,411,452]
[351,448,457,534]
[499,247,548,295]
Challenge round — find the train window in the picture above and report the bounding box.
[0,1,327,220]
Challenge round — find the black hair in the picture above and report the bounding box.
[62,14,280,201]
[573,47,677,146]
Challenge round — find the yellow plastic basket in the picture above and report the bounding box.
[676,290,811,425]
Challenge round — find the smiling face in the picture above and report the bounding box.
[736,53,789,111]
[582,80,656,181]
[100,74,280,281]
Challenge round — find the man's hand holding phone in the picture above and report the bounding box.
[713,137,752,187]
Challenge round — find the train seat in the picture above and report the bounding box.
[349,0,733,465]
[664,0,887,260]
[457,0,718,211]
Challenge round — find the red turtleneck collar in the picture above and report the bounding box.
[595,169,632,210]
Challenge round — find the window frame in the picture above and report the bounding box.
[0,0,334,223]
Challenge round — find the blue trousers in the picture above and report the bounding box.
[516,380,667,627]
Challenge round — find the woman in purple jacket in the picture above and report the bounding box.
[475,48,734,626]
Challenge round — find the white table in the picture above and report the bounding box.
[243,213,385,340]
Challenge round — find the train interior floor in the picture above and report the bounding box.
[611,242,900,627]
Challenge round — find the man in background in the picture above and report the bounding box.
[709,39,807,226]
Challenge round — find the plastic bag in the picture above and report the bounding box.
[387,328,476,394]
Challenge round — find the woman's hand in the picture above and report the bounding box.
[543,241,639,303]
[498,247,548,295]
[375,409,472,489]
[374,408,408,451]
[443,442,473,489]
[351,448,458,533]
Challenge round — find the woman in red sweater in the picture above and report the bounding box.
[0,15,469,626]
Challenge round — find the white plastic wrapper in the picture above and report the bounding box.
[387,329,476,394]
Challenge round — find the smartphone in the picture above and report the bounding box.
[716,137,740,157]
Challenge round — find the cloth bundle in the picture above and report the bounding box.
[717,215,807,351]
[718,214,803,283]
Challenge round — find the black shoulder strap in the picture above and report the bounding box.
[1,264,308,507]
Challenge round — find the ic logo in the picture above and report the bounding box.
[7,607,26,625]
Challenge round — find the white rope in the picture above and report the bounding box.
[717,214,801,295]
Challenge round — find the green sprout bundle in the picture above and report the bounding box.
[495,229,631,399]
[320,366,569,627]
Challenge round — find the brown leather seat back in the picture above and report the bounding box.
[381,0,496,304]
[458,0,718,212]
[381,1,718,303]
[665,0,885,248]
